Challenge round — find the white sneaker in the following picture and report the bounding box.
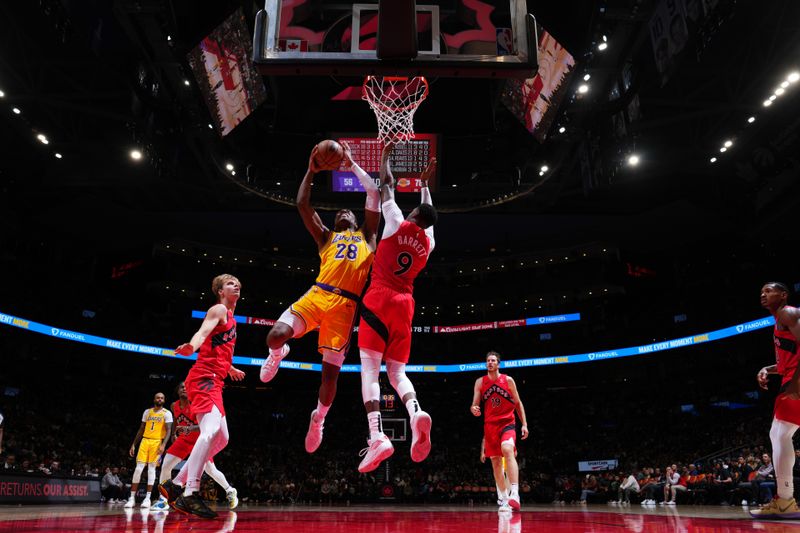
[498,502,512,512]
[305,409,324,453]
[124,495,135,508]
[358,434,394,473]
[260,344,289,382]
[409,411,432,462]
[666,501,676,506]
[508,492,520,511]
[151,497,169,511]
[226,487,239,509]
[140,497,151,509]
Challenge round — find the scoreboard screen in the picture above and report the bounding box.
[331,134,438,193]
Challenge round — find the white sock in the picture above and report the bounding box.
[368,411,383,440]
[269,344,288,358]
[316,399,330,419]
[770,418,799,500]
[405,398,420,417]
[497,485,507,502]
[510,483,519,495]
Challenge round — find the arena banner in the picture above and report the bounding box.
[0,311,774,373]
[0,474,101,503]
[191,310,582,333]
[578,460,619,472]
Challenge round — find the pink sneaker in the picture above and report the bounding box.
[260,344,289,382]
[304,409,324,453]
[410,411,432,462]
[358,434,394,473]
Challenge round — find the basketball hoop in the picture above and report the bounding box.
[362,76,429,144]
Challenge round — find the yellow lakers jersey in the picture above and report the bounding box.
[316,230,374,295]
[142,408,170,440]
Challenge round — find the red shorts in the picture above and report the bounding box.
[484,422,516,458]
[166,432,199,460]
[774,391,800,426]
[358,285,414,364]
[185,372,225,417]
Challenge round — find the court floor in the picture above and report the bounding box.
[0,503,797,532]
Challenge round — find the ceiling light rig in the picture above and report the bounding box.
[710,69,797,163]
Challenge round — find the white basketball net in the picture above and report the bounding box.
[362,76,429,144]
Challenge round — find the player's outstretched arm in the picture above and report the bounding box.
[379,144,404,238]
[297,145,330,249]
[175,304,226,356]
[228,366,246,381]
[470,377,482,417]
[419,157,437,206]
[130,422,145,457]
[778,306,800,398]
[507,377,529,440]
[342,140,380,251]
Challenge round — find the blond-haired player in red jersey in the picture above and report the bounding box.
[471,351,528,511]
[260,142,380,455]
[161,274,246,519]
[750,282,800,520]
[356,144,438,473]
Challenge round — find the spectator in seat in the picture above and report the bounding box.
[579,474,597,504]
[752,453,776,504]
[2,454,16,471]
[101,467,126,503]
[617,471,640,504]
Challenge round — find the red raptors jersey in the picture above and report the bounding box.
[171,400,197,429]
[372,221,430,294]
[774,316,799,385]
[480,373,516,427]
[190,308,237,380]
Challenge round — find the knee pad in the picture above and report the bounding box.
[147,464,156,486]
[360,349,382,403]
[322,349,346,368]
[277,308,306,338]
[386,360,415,398]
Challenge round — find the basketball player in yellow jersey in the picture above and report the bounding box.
[124,392,173,509]
[261,142,379,454]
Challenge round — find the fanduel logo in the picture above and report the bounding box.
[52,328,59,335]
[588,354,595,360]
[460,365,466,371]
[736,325,744,333]
[539,318,545,324]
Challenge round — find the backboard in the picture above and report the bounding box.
[253,0,537,78]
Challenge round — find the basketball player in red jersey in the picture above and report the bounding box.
[471,351,528,511]
[260,142,380,455]
[357,144,438,473]
[750,282,800,519]
[162,274,245,519]
[153,381,238,511]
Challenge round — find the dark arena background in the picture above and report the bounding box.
[1,0,800,531]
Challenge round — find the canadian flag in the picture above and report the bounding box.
[278,39,307,52]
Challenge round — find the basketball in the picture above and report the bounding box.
[314,140,344,171]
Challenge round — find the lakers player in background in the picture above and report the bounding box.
[260,141,380,454]
[125,392,173,508]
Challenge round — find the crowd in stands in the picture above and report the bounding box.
[2,347,798,508]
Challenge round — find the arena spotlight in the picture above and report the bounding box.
[130,149,143,161]
[597,42,608,51]
[208,124,213,129]
[788,72,800,83]
[558,126,566,133]
[583,73,591,81]
[0,89,5,98]
[747,116,755,123]
[723,140,733,148]
[225,163,234,171]
[578,84,589,94]
[769,94,777,101]
[36,134,49,145]
[55,153,62,159]
[763,100,772,107]
[183,79,190,86]
[780,81,790,88]
[720,147,727,153]
[775,87,785,96]
[167,35,172,42]
[540,165,549,172]
[12,107,21,114]
[710,157,717,163]
[627,154,640,166]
